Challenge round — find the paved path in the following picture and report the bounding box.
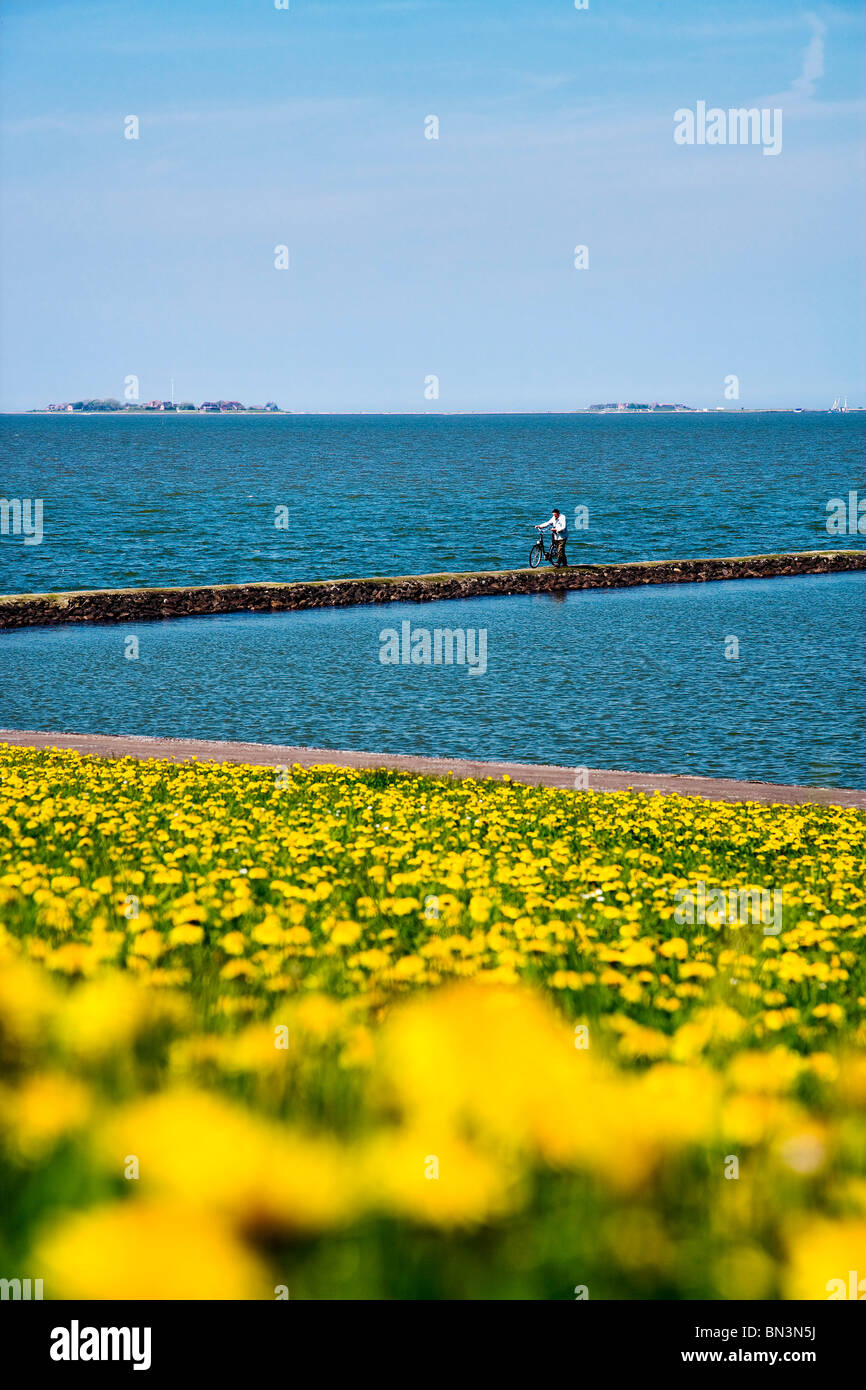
[1,729,863,808]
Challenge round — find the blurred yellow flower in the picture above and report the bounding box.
[0,1073,92,1161]
[37,1200,269,1299]
[784,1219,866,1300]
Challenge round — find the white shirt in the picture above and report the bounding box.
[540,513,568,535]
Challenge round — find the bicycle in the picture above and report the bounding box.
[529,526,567,569]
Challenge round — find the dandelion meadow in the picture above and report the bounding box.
[1,744,864,1300]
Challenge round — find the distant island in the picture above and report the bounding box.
[26,400,861,416]
[36,398,699,415]
[36,399,285,414]
[587,402,695,412]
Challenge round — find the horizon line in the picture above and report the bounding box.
[5,407,865,417]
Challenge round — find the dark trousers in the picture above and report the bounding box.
[553,536,568,566]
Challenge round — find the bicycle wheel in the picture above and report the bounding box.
[529,541,543,568]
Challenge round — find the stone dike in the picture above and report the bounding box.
[1,549,864,629]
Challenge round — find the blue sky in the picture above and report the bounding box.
[1,0,863,411]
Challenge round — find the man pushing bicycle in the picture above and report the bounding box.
[535,508,568,567]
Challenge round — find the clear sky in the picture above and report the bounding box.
[1,0,863,412]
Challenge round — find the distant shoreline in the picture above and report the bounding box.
[6,408,864,418]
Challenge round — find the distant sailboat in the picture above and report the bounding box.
[829,396,848,412]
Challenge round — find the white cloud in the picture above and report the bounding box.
[789,13,826,102]
[761,12,830,110]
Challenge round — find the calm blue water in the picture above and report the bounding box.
[1,573,863,787]
[1,413,864,594]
